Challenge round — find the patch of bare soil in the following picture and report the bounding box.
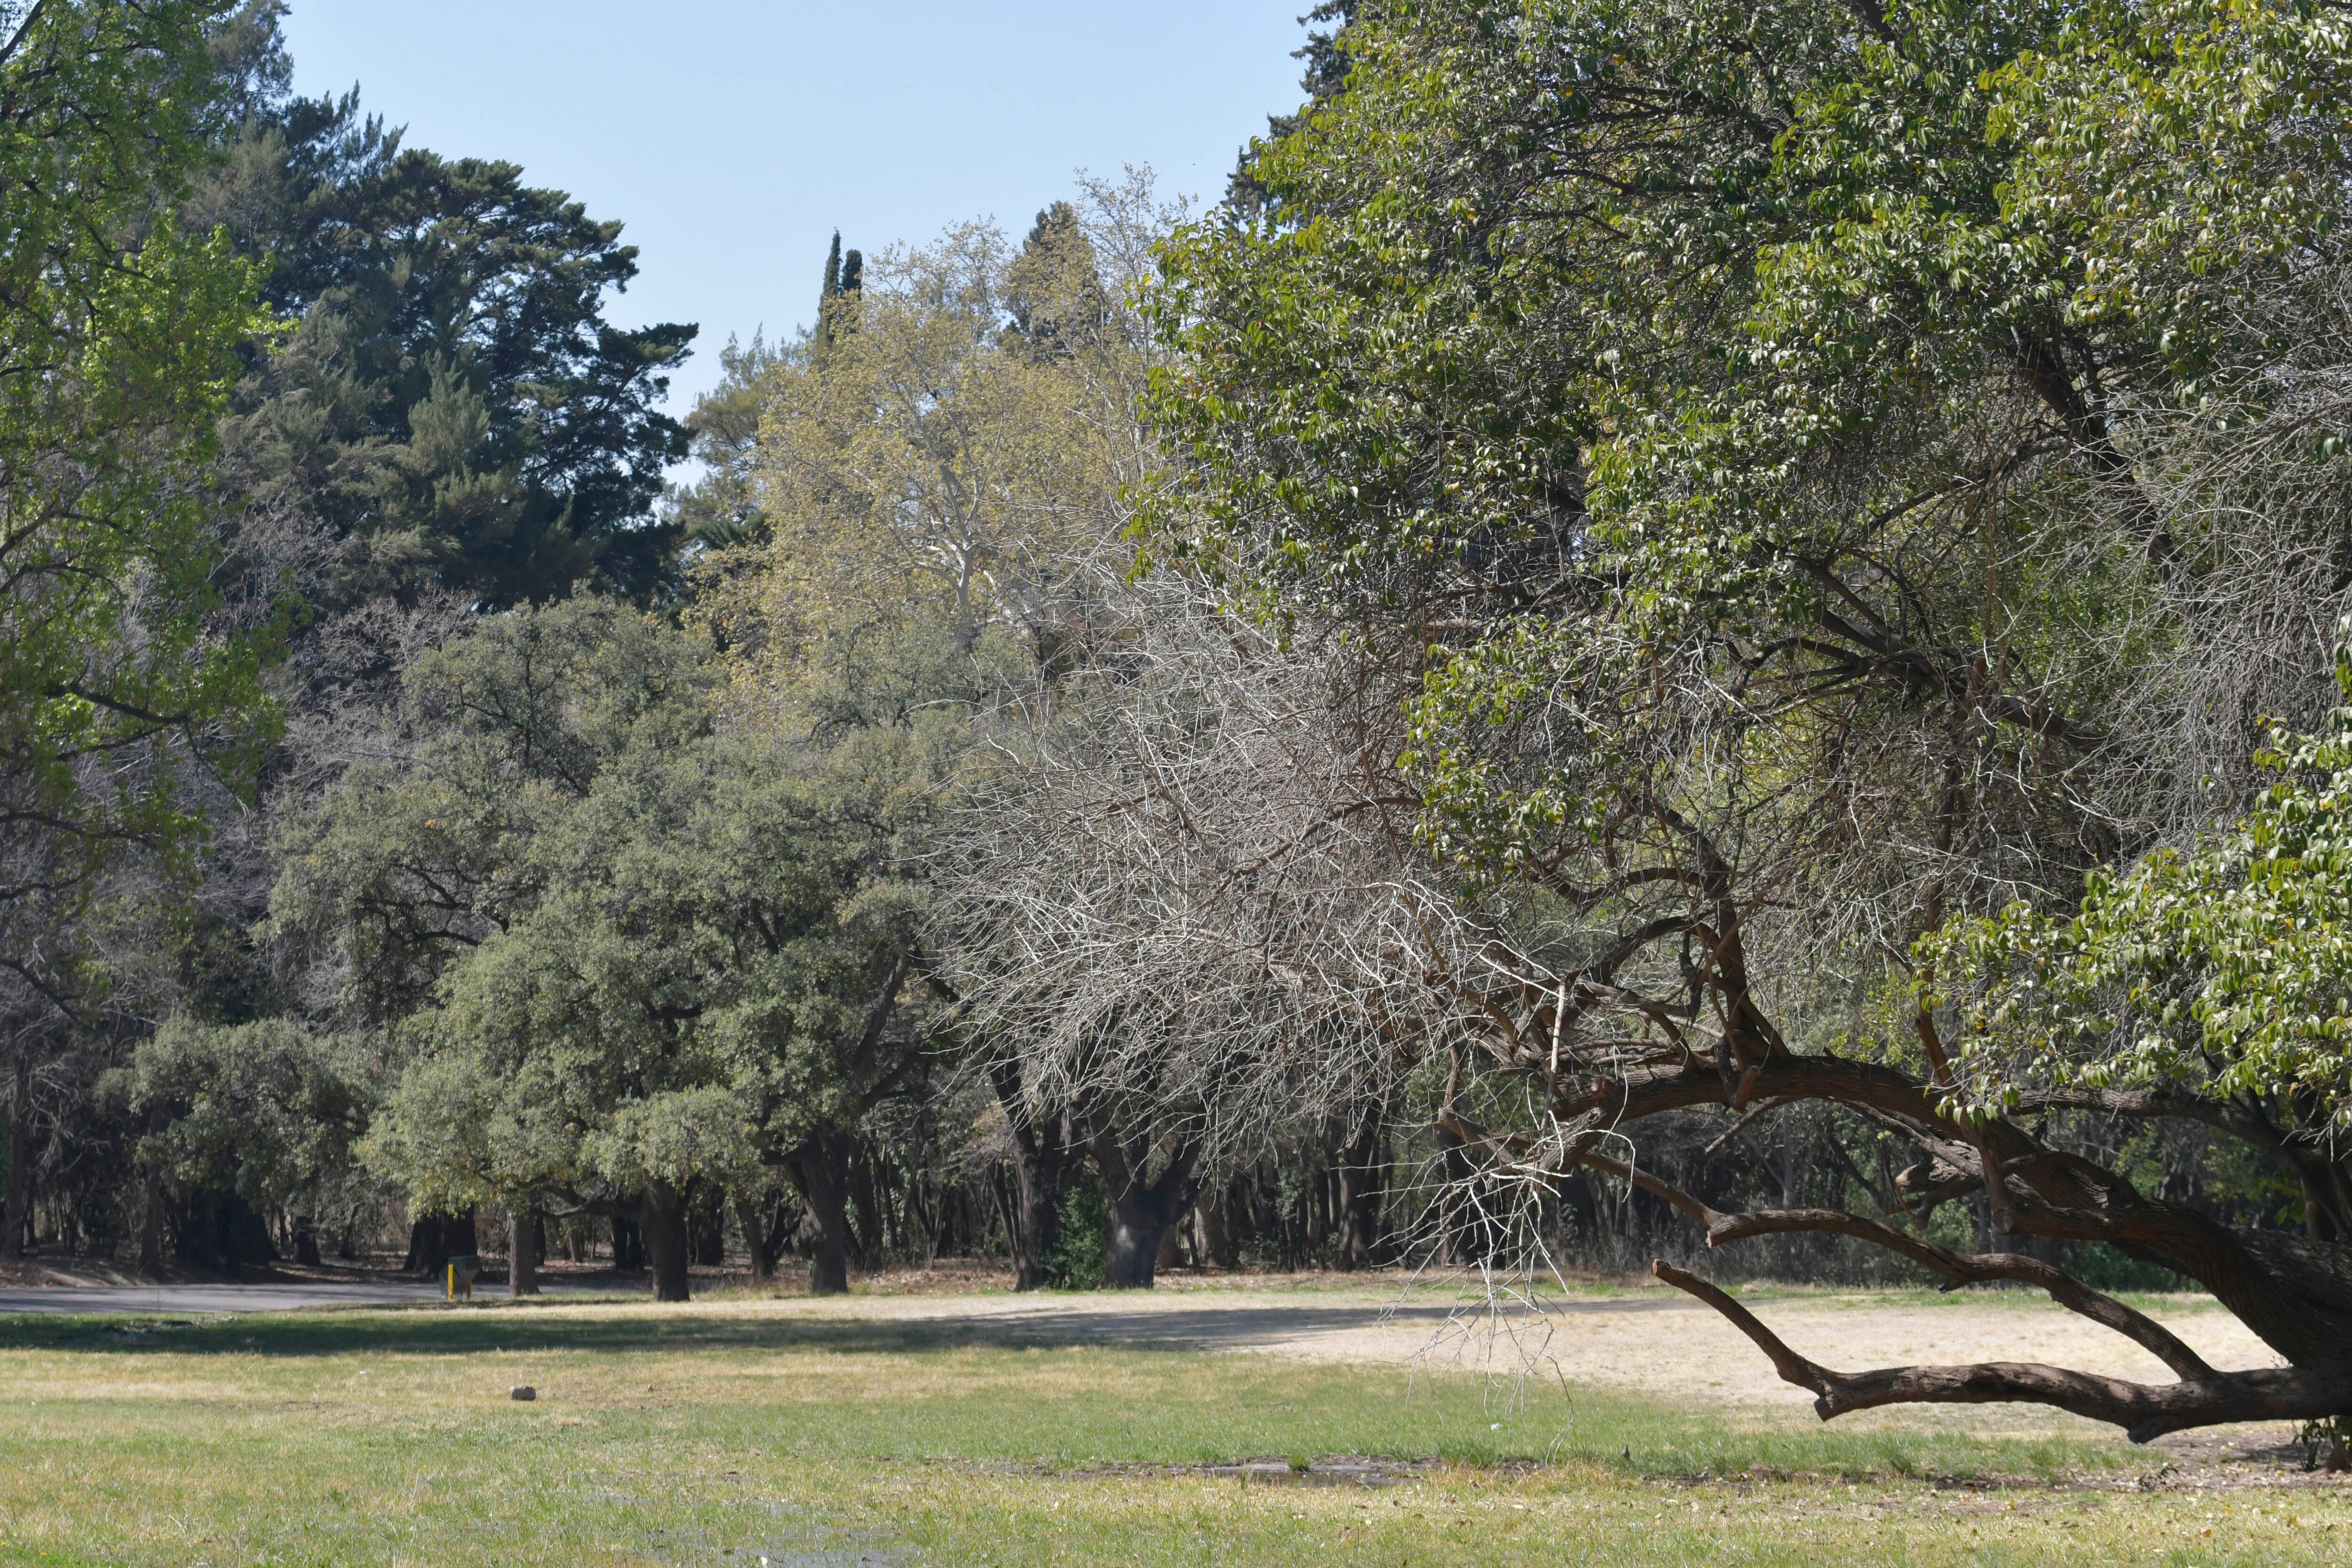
[748,1278,2344,1490]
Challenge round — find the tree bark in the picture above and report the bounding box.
[4,1047,31,1257]
[688,1185,727,1266]
[984,1051,1070,1290]
[788,1131,853,1295]
[610,1213,645,1271]
[1088,1122,1202,1290]
[1208,1180,1245,1268]
[849,1138,888,1269]
[509,1201,540,1297]
[402,1210,477,1274]
[1434,1115,1499,1266]
[735,1190,775,1285]
[1192,1188,1230,1269]
[640,1182,691,1302]
[400,1214,437,1274]
[138,1166,166,1274]
[1335,1105,1386,1271]
[1443,1043,2352,1439]
[1656,1259,2352,1441]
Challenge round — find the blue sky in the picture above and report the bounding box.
[280,1,1314,422]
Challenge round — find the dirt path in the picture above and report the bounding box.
[749,1281,2280,1438]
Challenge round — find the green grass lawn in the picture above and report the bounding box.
[0,1297,2340,1565]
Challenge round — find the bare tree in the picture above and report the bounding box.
[928,570,1479,1285]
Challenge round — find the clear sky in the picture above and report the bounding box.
[279,1,1314,422]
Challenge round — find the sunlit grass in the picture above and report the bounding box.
[0,1299,2338,1565]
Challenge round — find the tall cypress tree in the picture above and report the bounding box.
[813,231,863,364]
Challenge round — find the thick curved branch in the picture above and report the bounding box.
[1652,1262,2344,1443]
[1566,1150,2214,1380]
[1558,1055,2352,1362]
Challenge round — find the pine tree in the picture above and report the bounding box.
[1227,2,1359,215]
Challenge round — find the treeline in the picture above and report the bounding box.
[5,0,2345,1377]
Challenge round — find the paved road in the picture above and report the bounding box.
[0,1280,633,1314]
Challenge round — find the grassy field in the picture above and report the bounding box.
[0,1293,2342,1566]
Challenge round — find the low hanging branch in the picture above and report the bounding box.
[1440,963,2352,1440]
[1648,1261,2326,1441]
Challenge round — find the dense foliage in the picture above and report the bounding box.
[1931,633,2352,1190]
[1148,0,2352,1434]
[199,9,694,606]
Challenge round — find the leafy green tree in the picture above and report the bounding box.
[276,600,941,1297]
[194,7,696,606]
[103,1019,376,1268]
[668,333,783,554]
[732,212,1148,674]
[719,196,1177,1286]
[1225,0,1360,215]
[0,0,278,1250]
[1151,0,2352,1434]
[1932,628,2352,1228]
[814,231,865,365]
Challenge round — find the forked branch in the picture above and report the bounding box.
[1650,1261,2349,1442]
[1570,1151,2215,1380]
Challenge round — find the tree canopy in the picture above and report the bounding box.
[1148,0,2352,1437]
[197,11,695,606]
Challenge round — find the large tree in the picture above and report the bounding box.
[722,189,1233,1287]
[194,6,695,607]
[1153,0,2352,1435]
[0,0,278,1251]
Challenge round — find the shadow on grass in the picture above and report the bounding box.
[0,1298,1530,1363]
[0,1303,2160,1484]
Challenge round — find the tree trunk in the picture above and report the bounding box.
[688,1185,727,1266]
[788,1132,854,1295]
[849,1138,888,1269]
[1192,1191,1226,1269]
[138,1166,167,1274]
[611,1213,645,1271]
[1156,1223,1185,1274]
[1479,1051,2352,1439]
[510,1202,540,1297]
[4,1048,32,1258]
[1434,1116,1499,1266]
[1335,1106,1386,1271]
[1101,1182,1183,1288]
[1088,1122,1202,1291]
[984,1051,1070,1290]
[735,1191,775,1284]
[402,1210,475,1274]
[639,1182,691,1302]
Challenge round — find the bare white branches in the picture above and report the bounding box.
[927,572,1480,1162]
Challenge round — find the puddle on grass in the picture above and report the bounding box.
[699,1536,899,1568]
[1009,1456,1432,1489]
[1200,1458,1424,1488]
